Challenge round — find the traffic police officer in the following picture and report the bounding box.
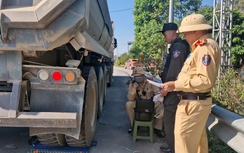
[126,67,165,137]
[161,14,221,153]
[159,22,190,153]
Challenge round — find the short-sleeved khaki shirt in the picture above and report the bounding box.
[175,34,221,93]
[127,81,159,101]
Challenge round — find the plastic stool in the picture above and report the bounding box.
[132,120,153,143]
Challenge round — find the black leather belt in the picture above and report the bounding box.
[177,92,211,100]
[179,95,211,100]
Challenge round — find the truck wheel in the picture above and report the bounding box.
[37,133,66,146]
[95,66,104,118]
[65,66,98,147]
[107,64,113,87]
[102,64,107,104]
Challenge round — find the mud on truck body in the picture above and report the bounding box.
[0,0,115,147]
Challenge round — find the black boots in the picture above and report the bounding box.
[154,128,164,138]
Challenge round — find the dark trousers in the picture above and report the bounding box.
[164,109,176,153]
[163,92,180,153]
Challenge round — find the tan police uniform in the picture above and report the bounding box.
[125,68,162,130]
[174,14,221,153]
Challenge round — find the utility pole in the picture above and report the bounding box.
[117,47,119,61]
[169,0,174,22]
[167,0,174,50]
[127,42,129,54]
[127,41,133,54]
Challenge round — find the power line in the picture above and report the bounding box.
[110,8,133,13]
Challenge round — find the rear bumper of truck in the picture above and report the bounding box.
[0,112,77,128]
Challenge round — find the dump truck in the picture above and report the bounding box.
[0,0,115,147]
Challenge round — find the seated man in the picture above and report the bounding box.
[125,67,165,138]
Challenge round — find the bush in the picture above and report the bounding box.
[212,68,244,116]
[208,68,244,153]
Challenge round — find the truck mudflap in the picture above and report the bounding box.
[28,77,86,139]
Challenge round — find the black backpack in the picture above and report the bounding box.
[134,93,154,121]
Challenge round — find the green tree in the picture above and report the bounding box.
[129,42,141,57]
[116,53,132,66]
[133,0,168,74]
[133,0,202,75]
[174,0,202,20]
[231,9,244,66]
[197,5,213,25]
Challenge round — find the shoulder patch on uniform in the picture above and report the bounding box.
[194,39,207,48]
[173,50,181,58]
[202,54,211,66]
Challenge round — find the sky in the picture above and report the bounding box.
[107,0,213,57]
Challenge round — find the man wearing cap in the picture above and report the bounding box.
[161,14,221,153]
[126,67,165,138]
[158,22,190,153]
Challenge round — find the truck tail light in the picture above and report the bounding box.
[52,71,62,82]
[38,70,49,81]
[36,68,78,84]
[65,72,75,82]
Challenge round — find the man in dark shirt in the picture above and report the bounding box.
[159,22,190,153]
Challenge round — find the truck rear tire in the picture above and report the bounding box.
[37,133,67,146]
[107,63,113,87]
[65,66,98,147]
[101,64,107,104]
[95,66,105,118]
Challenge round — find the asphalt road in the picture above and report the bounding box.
[0,127,31,153]
[0,66,166,153]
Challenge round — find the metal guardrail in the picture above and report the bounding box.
[206,105,244,153]
[146,74,244,153]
